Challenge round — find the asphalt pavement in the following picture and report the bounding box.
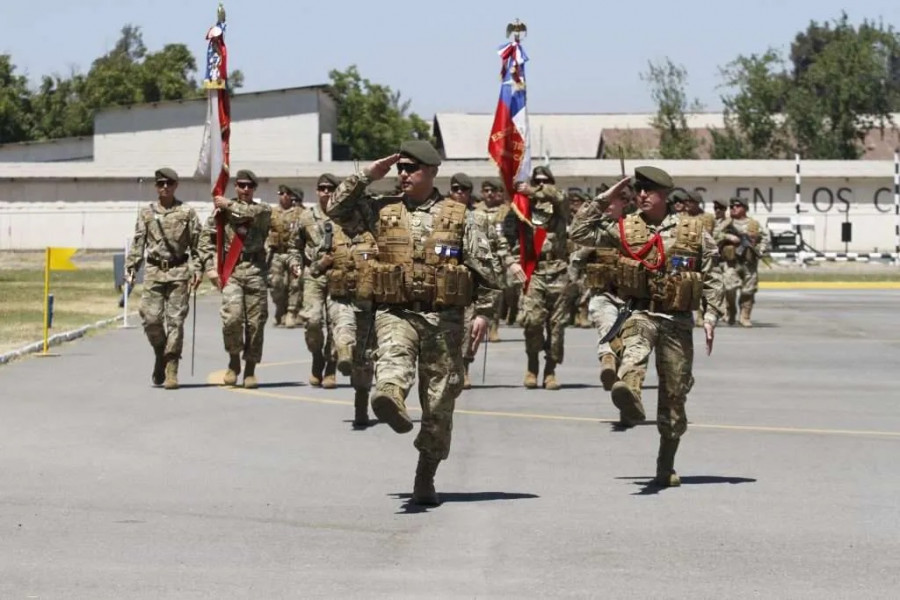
[1,289,899,599]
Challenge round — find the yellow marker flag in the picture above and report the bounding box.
[48,247,78,271]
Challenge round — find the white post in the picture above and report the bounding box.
[894,148,899,266]
[795,153,804,266]
[121,237,130,328]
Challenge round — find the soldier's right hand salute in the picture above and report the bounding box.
[363,154,401,182]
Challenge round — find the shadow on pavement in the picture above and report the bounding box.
[467,384,526,390]
[391,491,540,514]
[617,475,758,496]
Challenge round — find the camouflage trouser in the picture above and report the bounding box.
[220,269,269,363]
[327,297,374,391]
[520,270,569,363]
[462,304,478,363]
[588,292,621,359]
[618,312,694,440]
[269,253,303,322]
[724,261,759,298]
[500,283,522,325]
[139,278,191,358]
[373,308,465,460]
[301,273,333,360]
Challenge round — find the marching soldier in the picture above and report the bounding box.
[566,190,591,328]
[327,141,500,506]
[685,190,716,327]
[479,178,520,340]
[267,185,305,328]
[125,168,202,390]
[570,167,724,488]
[717,197,770,327]
[199,169,273,389]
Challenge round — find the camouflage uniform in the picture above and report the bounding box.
[126,197,201,389]
[571,166,725,487]
[291,204,337,388]
[327,169,500,491]
[509,182,570,390]
[716,211,770,327]
[198,197,272,386]
[266,203,305,327]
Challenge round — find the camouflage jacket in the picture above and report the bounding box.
[715,216,770,263]
[288,203,336,279]
[266,205,304,254]
[126,199,201,283]
[508,184,570,276]
[463,203,506,284]
[327,173,501,322]
[570,201,724,325]
[198,198,272,278]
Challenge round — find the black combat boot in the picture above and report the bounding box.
[151,347,166,386]
[655,437,682,488]
[352,388,370,429]
[411,453,441,506]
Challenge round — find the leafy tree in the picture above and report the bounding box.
[141,43,200,103]
[0,55,34,143]
[328,65,432,160]
[30,73,92,139]
[642,58,700,159]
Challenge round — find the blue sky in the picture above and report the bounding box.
[2,1,899,118]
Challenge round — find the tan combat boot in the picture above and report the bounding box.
[524,353,539,389]
[599,353,618,392]
[655,437,681,488]
[243,361,258,389]
[488,321,500,343]
[739,297,754,328]
[371,384,413,433]
[411,453,441,506]
[283,313,296,329]
[321,358,337,389]
[610,375,646,427]
[151,347,166,386]
[352,388,370,429]
[309,353,325,387]
[163,357,179,390]
[223,354,241,386]
[543,359,560,391]
[336,343,354,377]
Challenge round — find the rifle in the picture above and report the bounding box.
[724,222,760,260]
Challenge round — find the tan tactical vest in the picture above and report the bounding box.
[269,208,300,252]
[584,247,620,290]
[617,214,704,312]
[371,199,473,308]
[326,224,378,301]
[721,217,760,262]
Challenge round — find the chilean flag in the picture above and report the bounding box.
[488,39,543,289]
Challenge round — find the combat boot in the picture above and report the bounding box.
[488,321,500,343]
[611,377,646,427]
[523,353,539,389]
[223,354,241,386]
[739,297,754,328]
[655,437,682,488]
[322,358,337,389]
[336,343,354,377]
[151,347,165,386]
[163,357,179,390]
[543,359,560,391]
[243,361,258,389]
[371,384,413,433]
[352,388,370,429]
[283,313,296,329]
[309,353,325,387]
[411,453,441,506]
[599,353,618,392]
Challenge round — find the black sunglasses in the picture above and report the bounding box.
[450,185,469,193]
[317,185,335,192]
[633,181,662,193]
[396,162,421,175]
[236,181,256,190]
[155,180,175,188]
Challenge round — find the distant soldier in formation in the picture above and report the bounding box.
[292,174,341,388]
[126,168,202,390]
[199,169,272,389]
[266,185,305,328]
[571,166,724,487]
[565,190,592,328]
[511,166,570,390]
[684,190,716,326]
[327,141,501,506]
[479,178,522,340]
[717,197,770,327]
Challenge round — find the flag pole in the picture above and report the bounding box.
[42,247,51,354]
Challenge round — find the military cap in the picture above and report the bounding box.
[688,190,704,204]
[154,167,179,182]
[289,186,305,201]
[713,199,727,209]
[399,140,442,166]
[634,166,673,190]
[317,173,340,187]
[481,177,503,190]
[531,165,555,183]
[730,197,749,208]
[277,184,291,195]
[235,169,258,185]
[668,188,691,204]
[450,173,473,190]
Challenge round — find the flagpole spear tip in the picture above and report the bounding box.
[506,19,527,41]
[217,3,226,23]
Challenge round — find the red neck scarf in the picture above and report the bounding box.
[618,217,666,271]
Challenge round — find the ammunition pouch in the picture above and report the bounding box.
[370,261,472,308]
[658,272,703,312]
[584,251,619,290]
[434,265,473,308]
[617,258,650,299]
[372,263,407,304]
[721,245,736,262]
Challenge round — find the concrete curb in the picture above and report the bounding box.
[760,281,900,290]
[0,312,138,366]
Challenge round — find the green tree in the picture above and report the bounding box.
[642,58,700,159]
[0,55,34,143]
[141,43,200,102]
[30,73,93,139]
[328,65,432,160]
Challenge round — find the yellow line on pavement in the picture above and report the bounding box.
[760,281,900,290]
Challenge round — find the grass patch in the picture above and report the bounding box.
[759,269,900,282]
[0,267,140,354]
